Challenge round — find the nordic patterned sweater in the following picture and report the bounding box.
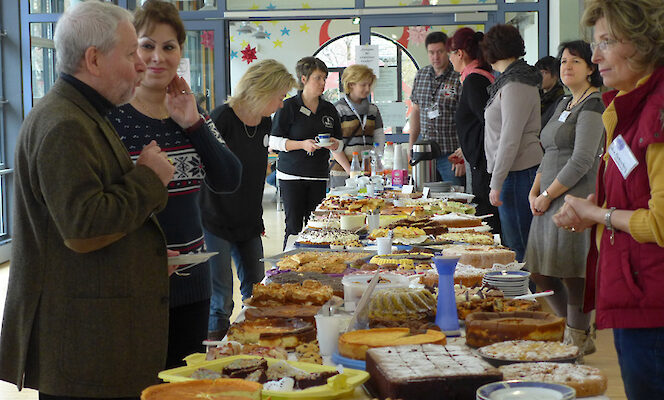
[109,104,241,308]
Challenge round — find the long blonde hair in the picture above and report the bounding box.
[227,59,296,111]
[582,0,664,71]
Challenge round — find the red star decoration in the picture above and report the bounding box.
[200,31,214,49]
[241,44,257,64]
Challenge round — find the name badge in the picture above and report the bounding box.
[558,110,571,122]
[608,134,639,179]
[427,105,439,120]
[299,106,311,116]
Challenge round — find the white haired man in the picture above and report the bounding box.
[0,2,175,399]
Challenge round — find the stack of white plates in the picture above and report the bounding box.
[423,181,451,193]
[482,270,530,298]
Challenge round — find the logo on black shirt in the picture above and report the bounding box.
[322,115,334,129]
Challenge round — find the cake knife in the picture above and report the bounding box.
[345,271,381,333]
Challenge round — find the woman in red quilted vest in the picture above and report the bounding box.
[553,1,664,398]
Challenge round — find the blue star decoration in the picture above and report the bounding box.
[230,50,238,59]
[266,3,276,9]
[280,27,290,36]
[265,32,272,39]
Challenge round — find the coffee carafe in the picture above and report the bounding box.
[410,138,440,191]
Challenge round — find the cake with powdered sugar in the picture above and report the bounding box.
[365,344,502,400]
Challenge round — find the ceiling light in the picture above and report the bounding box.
[253,25,268,39]
[236,21,254,34]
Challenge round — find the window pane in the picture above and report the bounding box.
[365,0,495,5]
[30,23,57,105]
[127,0,217,11]
[30,0,117,14]
[182,30,217,112]
[505,11,539,65]
[229,19,357,99]
[0,176,5,237]
[226,0,354,10]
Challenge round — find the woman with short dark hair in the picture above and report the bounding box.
[269,57,343,248]
[526,40,605,360]
[481,24,543,262]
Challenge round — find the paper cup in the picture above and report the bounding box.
[376,236,393,255]
[367,214,380,232]
[340,214,364,231]
[314,314,341,356]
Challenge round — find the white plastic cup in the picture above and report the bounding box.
[314,314,341,356]
[376,236,393,255]
[367,213,380,232]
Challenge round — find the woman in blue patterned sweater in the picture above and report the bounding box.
[109,0,241,368]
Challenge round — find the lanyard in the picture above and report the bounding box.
[344,95,368,147]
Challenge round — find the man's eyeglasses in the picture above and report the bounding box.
[590,38,620,52]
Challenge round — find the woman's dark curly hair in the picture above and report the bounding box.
[481,24,525,65]
[557,40,603,88]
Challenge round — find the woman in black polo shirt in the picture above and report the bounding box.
[269,57,344,248]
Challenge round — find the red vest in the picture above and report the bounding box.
[584,66,664,329]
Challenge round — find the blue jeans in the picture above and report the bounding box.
[614,327,664,400]
[436,153,464,186]
[204,230,265,333]
[498,166,537,262]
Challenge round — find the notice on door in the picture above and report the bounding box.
[355,45,380,78]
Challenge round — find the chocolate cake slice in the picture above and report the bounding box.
[366,344,502,400]
[221,357,268,379]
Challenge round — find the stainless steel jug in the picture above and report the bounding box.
[410,139,440,191]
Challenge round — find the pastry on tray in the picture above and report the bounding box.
[141,378,261,400]
[465,311,565,348]
[478,340,580,362]
[366,344,502,400]
[499,362,607,398]
[246,280,333,307]
[338,327,446,360]
[227,318,316,349]
[244,305,322,323]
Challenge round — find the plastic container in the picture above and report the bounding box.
[383,142,394,175]
[341,272,410,310]
[158,355,369,400]
[349,152,362,179]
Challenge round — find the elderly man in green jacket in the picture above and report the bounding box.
[0,2,175,399]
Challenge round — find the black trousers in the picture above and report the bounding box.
[279,179,327,249]
[470,162,502,236]
[165,298,210,369]
[40,394,137,400]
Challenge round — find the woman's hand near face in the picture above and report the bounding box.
[166,76,200,129]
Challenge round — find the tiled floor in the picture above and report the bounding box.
[0,186,626,399]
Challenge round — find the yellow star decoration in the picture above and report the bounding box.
[302,3,311,8]
[269,20,279,25]
[273,39,283,48]
[451,0,461,4]
[398,2,407,5]
[241,40,249,48]
[252,21,262,26]
[300,23,310,32]
[250,4,259,9]
[230,35,234,42]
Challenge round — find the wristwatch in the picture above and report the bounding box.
[541,190,551,199]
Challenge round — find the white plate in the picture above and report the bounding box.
[477,381,576,400]
[168,252,219,266]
